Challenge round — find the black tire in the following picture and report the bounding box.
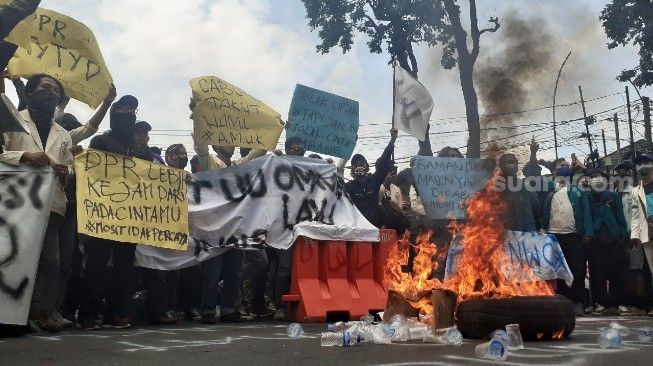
[456,295,576,341]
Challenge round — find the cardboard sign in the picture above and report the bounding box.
[6,7,113,108]
[412,156,490,219]
[287,84,359,159]
[75,149,189,250]
[0,163,54,325]
[190,76,283,150]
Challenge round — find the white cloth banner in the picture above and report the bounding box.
[393,65,433,141]
[445,231,574,286]
[136,155,379,270]
[0,163,54,325]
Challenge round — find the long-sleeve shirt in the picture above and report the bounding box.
[193,138,265,171]
[345,141,394,227]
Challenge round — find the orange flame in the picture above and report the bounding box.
[384,172,554,312]
[552,328,565,340]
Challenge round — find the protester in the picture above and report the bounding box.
[585,168,629,315]
[497,153,537,232]
[629,153,653,317]
[346,128,398,228]
[543,158,594,316]
[77,95,139,330]
[0,74,73,331]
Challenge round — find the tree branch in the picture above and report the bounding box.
[479,17,500,36]
[442,0,469,61]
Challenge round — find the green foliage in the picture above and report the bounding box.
[300,0,454,76]
[600,0,653,87]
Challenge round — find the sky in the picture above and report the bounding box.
[5,0,650,169]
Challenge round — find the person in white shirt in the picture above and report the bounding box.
[0,74,73,332]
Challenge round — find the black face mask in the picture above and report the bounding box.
[638,167,653,177]
[27,90,60,123]
[110,112,136,145]
[178,158,188,169]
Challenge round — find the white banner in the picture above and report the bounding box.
[393,65,433,141]
[0,163,54,325]
[445,231,574,286]
[136,155,379,270]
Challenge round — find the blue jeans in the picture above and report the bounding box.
[201,249,244,315]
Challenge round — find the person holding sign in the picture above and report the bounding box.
[0,74,73,332]
[78,94,139,331]
[345,128,397,228]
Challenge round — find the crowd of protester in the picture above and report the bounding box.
[1,73,652,334]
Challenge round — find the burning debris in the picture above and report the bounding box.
[384,174,567,341]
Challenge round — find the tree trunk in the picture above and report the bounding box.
[458,58,481,158]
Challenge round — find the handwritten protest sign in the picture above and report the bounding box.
[5,7,113,108]
[75,149,189,250]
[411,156,490,219]
[190,76,283,150]
[445,231,573,286]
[136,155,379,270]
[287,84,359,159]
[0,164,54,325]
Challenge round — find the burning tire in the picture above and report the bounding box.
[456,295,575,341]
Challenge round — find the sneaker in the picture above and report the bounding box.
[273,308,286,321]
[592,304,608,316]
[36,314,66,332]
[151,314,177,325]
[618,305,632,316]
[113,317,132,329]
[79,318,101,331]
[252,308,275,319]
[574,303,585,317]
[52,312,74,329]
[189,308,202,321]
[220,312,250,323]
[649,310,653,317]
[201,313,217,324]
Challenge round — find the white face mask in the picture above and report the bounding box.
[590,177,607,191]
[53,106,64,123]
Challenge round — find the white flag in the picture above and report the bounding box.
[393,65,433,141]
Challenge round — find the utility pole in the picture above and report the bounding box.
[578,86,594,160]
[644,96,651,145]
[626,86,635,156]
[614,113,622,163]
[602,129,608,158]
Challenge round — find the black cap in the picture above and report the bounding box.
[351,154,368,166]
[633,153,653,165]
[112,95,139,110]
[134,121,152,133]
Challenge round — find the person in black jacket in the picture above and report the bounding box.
[78,95,139,330]
[345,128,397,227]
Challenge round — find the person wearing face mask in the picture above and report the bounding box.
[498,153,537,232]
[629,153,653,317]
[77,95,139,331]
[585,168,629,316]
[345,128,398,228]
[190,101,267,324]
[0,74,74,332]
[543,158,594,316]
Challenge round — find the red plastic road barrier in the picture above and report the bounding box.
[282,229,397,323]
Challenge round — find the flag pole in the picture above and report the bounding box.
[391,62,396,162]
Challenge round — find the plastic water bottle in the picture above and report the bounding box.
[407,322,430,341]
[360,314,375,325]
[287,323,304,338]
[424,326,463,346]
[505,324,525,350]
[598,329,623,348]
[475,338,508,361]
[370,324,392,344]
[491,329,511,344]
[609,321,631,337]
[391,314,407,326]
[636,327,653,343]
[320,331,360,347]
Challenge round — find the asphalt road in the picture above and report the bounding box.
[1,316,652,365]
